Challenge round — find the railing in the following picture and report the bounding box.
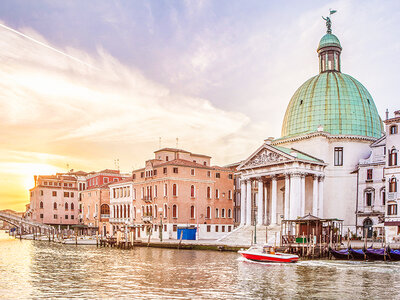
[0,211,53,231]
[143,196,152,203]
[142,216,153,222]
[100,214,110,219]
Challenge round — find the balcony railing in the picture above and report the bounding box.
[143,196,152,203]
[142,215,153,222]
[100,214,110,219]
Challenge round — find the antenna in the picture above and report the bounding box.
[114,159,120,170]
[176,137,179,149]
[66,163,70,172]
[159,137,162,149]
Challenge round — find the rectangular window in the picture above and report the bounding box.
[71,215,74,220]
[132,174,136,180]
[104,177,109,183]
[207,225,211,232]
[228,226,232,232]
[53,214,58,219]
[367,169,373,180]
[173,225,177,232]
[207,171,211,177]
[203,162,207,166]
[40,190,43,196]
[191,169,195,176]
[52,191,57,197]
[141,172,144,178]
[173,167,178,174]
[216,173,220,178]
[215,225,219,232]
[154,170,157,176]
[222,226,225,232]
[228,174,233,179]
[40,214,43,219]
[64,192,69,197]
[164,224,167,232]
[163,167,167,174]
[64,183,68,187]
[71,192,74,198]
[366,193,372,206]
[388,204,398,216]
[334,147,343,166]
[65,215,68,220]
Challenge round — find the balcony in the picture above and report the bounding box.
[388,192,398,201]
[143,196,153,203]
[142,215,153,222]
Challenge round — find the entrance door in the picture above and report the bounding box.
[363,218,373,238]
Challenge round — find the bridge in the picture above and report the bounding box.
[0,211,54,236]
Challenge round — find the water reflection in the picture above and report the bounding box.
[1,231,400,299]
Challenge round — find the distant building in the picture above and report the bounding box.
[79,170,128,235]
[26,174,80,227]
[109,148,235,240]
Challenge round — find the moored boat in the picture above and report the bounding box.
[387,247,400,261]
[239,246,299,263]
[349,247,365,260]
[364,248,388,261]
[329,247,350,260]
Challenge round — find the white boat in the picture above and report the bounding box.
[239,245,299,263]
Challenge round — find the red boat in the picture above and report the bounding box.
[239,246,299,263]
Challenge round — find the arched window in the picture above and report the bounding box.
[221,208,225,218]
[149,205,153,216]
[190,205,195,219]
[100,204,109,215]
[117,205,120,218]
[65,202,69,210]
[71,203,74,210]
[228,208,232,218]
[127,205,130,218]
[215,189,219,199]
[389,148,398,166]
[172,205,178,218]
[381,188,386,206]
[388,204,398,216]
[364,189,374,207]
[389,177,398,193]
[163,204,168,218]
[207,187,211,199]
[40,201,43,209]
[215,208,219,218]
[206,206,211,219]
[114,206,116,218]
[173,184,177,196]
[53,202,57,210]
[154,204,158,218]
[124,205,127,218]
[191,185,195,198]
[133,207,136,219]
[390,125,398,134]
[164,184,168,196]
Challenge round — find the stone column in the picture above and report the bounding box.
[290,173,301,219]
[300,173,306,217]
[264,184,268,224]
[257,179,264,225]
[284,173,290,220]
[246,180,252,225]
[271,176,277,225]
[318,176,324,218]
[312,175,319,216]
[240,180,246,226]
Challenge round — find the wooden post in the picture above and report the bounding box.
[178,230,183,249]
[147,226,152,247]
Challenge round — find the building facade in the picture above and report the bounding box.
[26,174,80,226]
[109,148,235,240]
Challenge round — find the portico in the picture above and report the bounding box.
[237,142,326,226]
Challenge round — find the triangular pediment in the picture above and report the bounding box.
[238,144,293,170]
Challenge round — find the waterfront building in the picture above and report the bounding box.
[384,110,400,241]
[26,174,80,226]
[78,169,128,235]
[232,17,388,240]
[109,148,234,239]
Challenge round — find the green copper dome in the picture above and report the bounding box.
[281,72,383,138]
[317,34,341,51]
[281,28,383,139]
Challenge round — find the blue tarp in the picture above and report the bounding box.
[177,228,197,240]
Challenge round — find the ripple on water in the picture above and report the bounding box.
[1,232,400,299]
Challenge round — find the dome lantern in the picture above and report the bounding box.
[318,14,341,73]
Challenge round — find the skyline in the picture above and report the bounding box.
[1,0,399,211]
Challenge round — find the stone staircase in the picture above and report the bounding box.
[217,224,281,247]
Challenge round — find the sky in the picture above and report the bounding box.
[0,0,399,211]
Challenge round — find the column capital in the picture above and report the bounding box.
[284,172,291,179]
[255,176,263,182]
[271,175,278,182]
[318,175,325,182]
[289,172,301,178]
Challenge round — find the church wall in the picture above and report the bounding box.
[275,135,374,232]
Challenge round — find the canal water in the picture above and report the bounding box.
[0,231,399,299]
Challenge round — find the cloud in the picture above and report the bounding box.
[0,21,268,209]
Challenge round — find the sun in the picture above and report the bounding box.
[23,163,64,190]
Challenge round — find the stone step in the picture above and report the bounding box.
[218,225,281,246]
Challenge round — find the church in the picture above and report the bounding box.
[234,16,400,238]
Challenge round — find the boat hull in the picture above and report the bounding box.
[329,248,351,260]
[239,250,299,263]
[349,248,365,260]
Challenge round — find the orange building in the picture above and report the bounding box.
[109,148,235,240]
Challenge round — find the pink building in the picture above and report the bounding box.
[109,148,235,240]
[27,174,80,226]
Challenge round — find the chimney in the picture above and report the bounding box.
[34,175,38,187]
[386,109,389,120]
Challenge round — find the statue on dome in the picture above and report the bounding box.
[322,9,337,34]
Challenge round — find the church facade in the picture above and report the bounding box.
[236,20,400,236]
